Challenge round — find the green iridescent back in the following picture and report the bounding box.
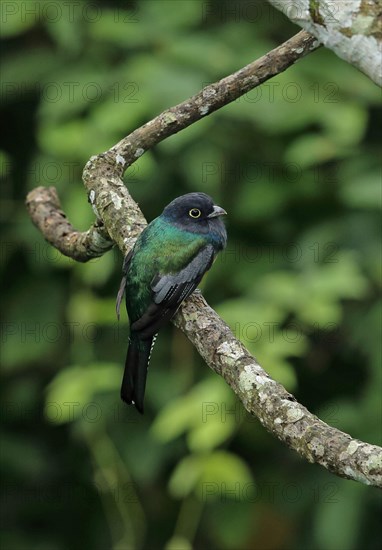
[125,217,207,323]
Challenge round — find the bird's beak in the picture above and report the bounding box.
[208,205,227,218]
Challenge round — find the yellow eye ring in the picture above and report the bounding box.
[189,208,201,218]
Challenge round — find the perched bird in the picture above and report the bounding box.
[116,192,227,413]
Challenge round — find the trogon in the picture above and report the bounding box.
[116,192,227,413]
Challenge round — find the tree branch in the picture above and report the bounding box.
[26,186,113,262]
[174,295,382,487]
[26,31,382,488]
[267,0,382,86]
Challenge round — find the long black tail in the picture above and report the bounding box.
[121,334,153,414]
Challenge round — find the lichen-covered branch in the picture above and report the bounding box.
[174,295,382,487]
[267,0,382,86]
[25,31,382,487]
[25,186,113,262]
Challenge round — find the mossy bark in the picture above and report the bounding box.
[268,0,382,85]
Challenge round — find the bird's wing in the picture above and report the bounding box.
[131,243,215,338]
[116,250,133,320]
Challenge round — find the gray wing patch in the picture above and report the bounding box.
[152,244,214,304]
[130,244,215,338]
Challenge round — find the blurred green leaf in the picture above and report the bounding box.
[169,450,253,500]
[45,363,120,423]
[165,536,193,550]
[152,376,235,449]
[0,0,39,37]
[314,483,367,550]
[340,170,382,209]
[187,414,236,453]
[285,134,352,168]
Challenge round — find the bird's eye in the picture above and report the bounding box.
[189,208,201,218]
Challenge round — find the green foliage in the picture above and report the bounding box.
[45,363,121,423]
[152,376,239,458]
[169,450,253,500]
[1,1,381,549]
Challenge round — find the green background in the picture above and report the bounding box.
[1,1,381,549]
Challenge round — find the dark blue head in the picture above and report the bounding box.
[162,192,227,249]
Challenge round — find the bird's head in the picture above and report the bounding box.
[162,192,227,242]
[162,193,227,248]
